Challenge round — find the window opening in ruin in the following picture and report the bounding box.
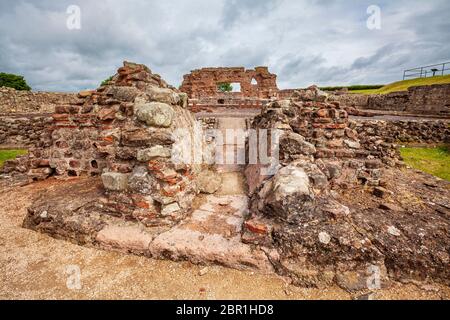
[217,82,241,93]
[251,78,258,85]
[218,99,225,104]
[230,82,241,93]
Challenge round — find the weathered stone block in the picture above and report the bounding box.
[344,139,361,149]
[137,145,172,161]
[263,165,314,220]
[135,102,174,127]
[102,172,128,191]
[197,170,222,194]
[161,202,181,216]
[145,86,180,105]
[128,166,155,194]
[105,86,140,102]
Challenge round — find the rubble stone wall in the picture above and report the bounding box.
[354,119,450,161]
[329,93,370,109]
[0,113,53,148]
[355,119,450,144]
[330,84,450,116]
[246,86,382,199]
[0,87,78,113]
[180,67,279,99]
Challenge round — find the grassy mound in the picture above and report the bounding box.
[400,146,450,181]
[350,75,450,95]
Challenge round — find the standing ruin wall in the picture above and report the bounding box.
[180,67,279,99]
[242,86,450,288]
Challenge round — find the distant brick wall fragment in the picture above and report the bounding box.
[0,87,78,113]
[180,67,279,99]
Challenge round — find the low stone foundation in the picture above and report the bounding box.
[355,119,450,145]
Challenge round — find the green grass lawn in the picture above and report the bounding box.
[400,146,450,181]
[350,75,450,95]
[0,149,28,168]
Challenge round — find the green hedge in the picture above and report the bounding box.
[0,73,31,91]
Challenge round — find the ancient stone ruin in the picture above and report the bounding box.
[1,62,449,293]
[180,67,279,113]
[243,87,449,289]
[181,66,279,99]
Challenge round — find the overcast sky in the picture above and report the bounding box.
[0,0,449,92]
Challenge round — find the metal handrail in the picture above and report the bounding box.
[403,61,450,80]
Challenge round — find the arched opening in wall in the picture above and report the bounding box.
[251,78,258,85]
[218,99,225,104]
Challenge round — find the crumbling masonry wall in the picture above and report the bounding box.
[242,86,449,289]
[0,88,78,148]
[4,62,205,227]
[0,113,53,148]
[0,87,78,113]
[329,84,450,116]
[355,119,450,160]
[180,67,279,99]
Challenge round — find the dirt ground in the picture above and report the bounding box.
[0,178,449,300]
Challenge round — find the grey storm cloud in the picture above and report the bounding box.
[0,0,449,92]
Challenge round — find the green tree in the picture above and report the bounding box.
[218,82,233,92]
[0,73,31,91]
